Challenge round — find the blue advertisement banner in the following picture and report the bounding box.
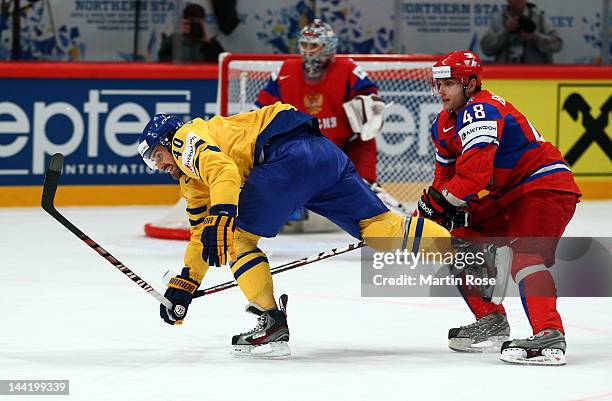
[1,77,218,186]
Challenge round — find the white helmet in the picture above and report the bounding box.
[298,19,337,80]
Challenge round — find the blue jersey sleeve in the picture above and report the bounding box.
[347,64,378,99]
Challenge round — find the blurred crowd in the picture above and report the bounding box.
[0,0,603,65]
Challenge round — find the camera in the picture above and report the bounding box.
[517,15,537,34]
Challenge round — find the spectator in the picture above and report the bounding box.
[158,3,224,62]
[481,0,562,64]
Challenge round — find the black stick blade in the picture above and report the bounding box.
[42,153,65,211]
[48,153,64,172]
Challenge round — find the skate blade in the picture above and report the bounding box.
[231,342,291,359]
[500,349,567,366]
[449,336,509,353]
[492,246,513,305]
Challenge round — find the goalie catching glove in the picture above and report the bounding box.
[160,268,199,325]
[417,186,470,231]
[343,94,386,141]
[201,204,238,267]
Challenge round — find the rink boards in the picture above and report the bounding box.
[0,62,610,206]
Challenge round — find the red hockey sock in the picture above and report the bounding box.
[517,269,564,334]
[457,275,506,319]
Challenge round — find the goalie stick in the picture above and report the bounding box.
[164,241,366,299]
[41,153,173,310]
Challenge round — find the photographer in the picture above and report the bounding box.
[481,0,562,64]
[158,3,224,63]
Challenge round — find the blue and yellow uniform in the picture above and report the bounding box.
[166,102,450,309]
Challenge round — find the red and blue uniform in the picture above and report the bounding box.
[432,90,581,334]
[256,58,379,183]
[431,90,580,206]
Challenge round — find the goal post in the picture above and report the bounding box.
[145,53,441,240]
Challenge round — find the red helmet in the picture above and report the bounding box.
[432,50,483,88]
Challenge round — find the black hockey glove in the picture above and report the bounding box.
[417,186,470,231]
[160,268,199,325]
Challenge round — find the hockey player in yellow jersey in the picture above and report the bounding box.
[138,103,508,358]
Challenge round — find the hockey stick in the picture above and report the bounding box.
[188,241,366,299]
[41,153,173,309]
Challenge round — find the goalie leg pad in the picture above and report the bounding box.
[369,181,410,215]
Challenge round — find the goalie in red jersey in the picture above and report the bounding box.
[419,50,581,366]
[256,19,405,217]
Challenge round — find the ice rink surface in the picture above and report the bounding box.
[1,201,612,401]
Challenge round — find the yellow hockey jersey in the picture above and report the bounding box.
[171,102,316,282]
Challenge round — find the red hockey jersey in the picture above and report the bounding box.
[256,58,379,182]
[431,90,581,206]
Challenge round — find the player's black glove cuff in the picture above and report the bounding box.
[160,267,199,325]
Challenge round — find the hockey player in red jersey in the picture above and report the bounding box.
[256,19,404,214]
[418,50,581,365]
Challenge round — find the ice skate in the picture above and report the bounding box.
[231,294,290,359]
[500,328,567,366]
[448,312,510,353]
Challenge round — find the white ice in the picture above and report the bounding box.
[1,201,612,401]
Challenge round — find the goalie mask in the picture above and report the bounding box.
[298,19,337,81]
[138,114,184,169]
[431,50,483,96]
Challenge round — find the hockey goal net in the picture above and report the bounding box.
[145,53,441,240]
